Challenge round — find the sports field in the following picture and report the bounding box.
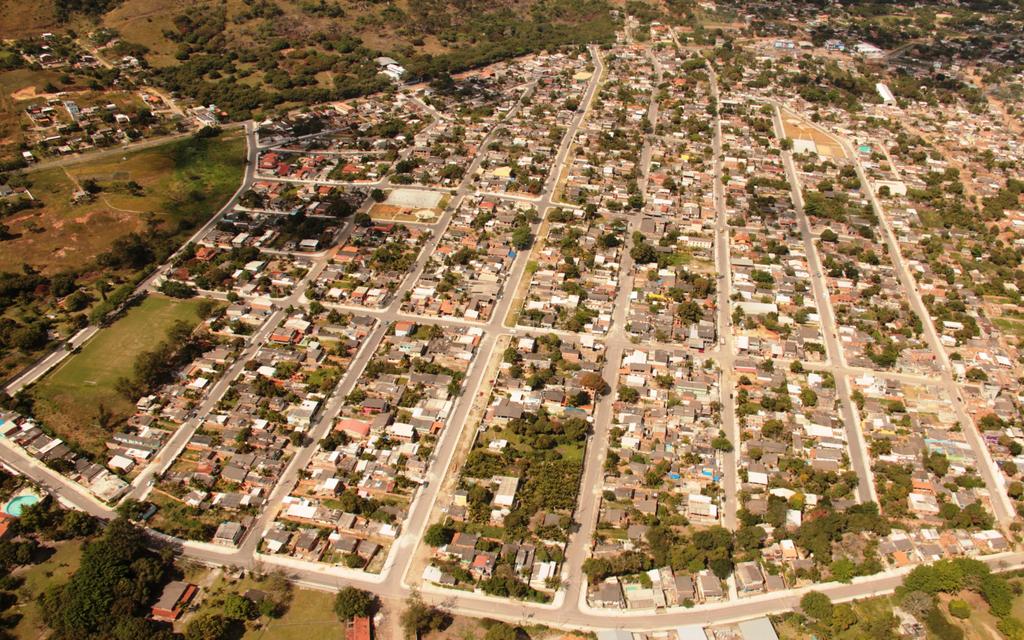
[31,294,207,456]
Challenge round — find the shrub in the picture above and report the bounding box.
[948,599,970,619]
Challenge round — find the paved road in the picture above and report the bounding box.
[770,106,877,505]
[708,63,741,530]
[836,131,1014,525]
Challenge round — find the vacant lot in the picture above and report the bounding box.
[185,568,346,640]
[780,108,849,160]
[2,130,245,274]
[31,294,206,456]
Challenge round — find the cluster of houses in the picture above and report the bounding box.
[403,196,537,321]
[718,101,828,363]
[166,245,315,300]
[312,222,428,309]
[600,348,724,537]
[260,321,480,570]
[736,356,859,524]
[256,96,429,183]
[626,48,720,345]
[842,90,1024,503]
[241,176,367,218]
[0,412,128,501]
[407,59,537,188]
[423,333,607,594]
[150,310,374,544]
[425,530,562,594]
[562,45,652,210]
[854,375,998,523]
[590,566,739,609]
[789,144,933,371]
[592,617,783,640]
[517,210,624,334]
[11,33,182,161]
[752,50,1024,520]
[0,309,240,502]
[474,52,591,195]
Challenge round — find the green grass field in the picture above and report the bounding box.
[2,130,246,274]
[31,294,206,456]
[243,588,345,640]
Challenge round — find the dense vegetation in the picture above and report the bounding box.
[40,518,175,640]
[54,0,619,120]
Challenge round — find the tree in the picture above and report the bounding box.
[709,557,733,580]
[925,451,950,477]
[400,593,447,638]
[579,371,609,395]
[424,523,454,547]
[371,189,386,202]
[830,558,856,583]
[677,300,702,324]
[618,386,640,403]
[900,590,933,621]
[711,432,733,452]
[511,226,533,250]
[223,593,258,620]
[630,241,657,264]
[64,290,89,311]
[185,613,230,640]
[12,322,47,351]
[196,299,218,319]
[40,518,171,639]
[902,560,965,595]
[801,591,833,621]
[831,603,857,633]
[334,587,375,620]
[1008,481,1024,499]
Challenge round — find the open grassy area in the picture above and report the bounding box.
[939,590,1006,640]
[993,317,1024,338]
[780,108,849,160]
[2,130,245,274]
[30,294,206,456]
[0,0,60,38]
[10,539,84,640]
[242,588,344,640]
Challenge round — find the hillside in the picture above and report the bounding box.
[0,0,621,119]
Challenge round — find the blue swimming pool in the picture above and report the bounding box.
[4,494,39,517]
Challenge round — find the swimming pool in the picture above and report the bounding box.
[4,494,39,517]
